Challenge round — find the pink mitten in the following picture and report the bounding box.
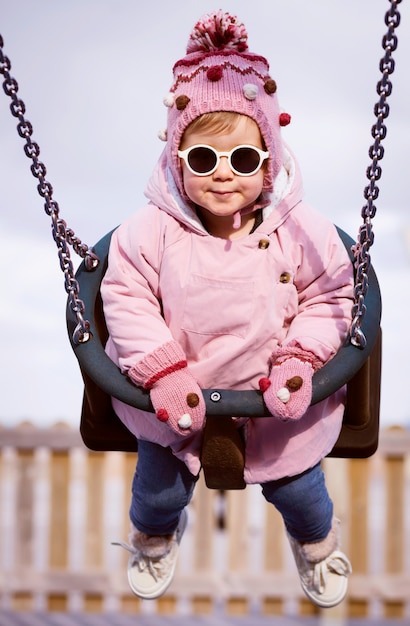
[129,341,205,436]
[259,355,316,421]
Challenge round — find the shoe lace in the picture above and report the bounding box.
[311,550,352,594]
[111,540,172,583]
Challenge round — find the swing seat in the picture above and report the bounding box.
[66,226,382,486]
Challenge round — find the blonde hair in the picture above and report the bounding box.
[185,111,244,137]
[185,111,266,146]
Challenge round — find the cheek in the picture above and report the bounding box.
[181,169,203,201]
[245,171,265,198]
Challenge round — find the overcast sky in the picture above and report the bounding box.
[1,0,409,430]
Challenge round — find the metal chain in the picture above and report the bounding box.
[0,2,403,348]
[350,0,402,348]
[0,34,99,344]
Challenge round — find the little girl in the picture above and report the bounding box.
[102,11,353,608]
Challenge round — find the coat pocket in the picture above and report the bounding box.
[181,274,254,338]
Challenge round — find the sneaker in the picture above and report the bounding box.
[287,518,352,608]
[113,509,187,600]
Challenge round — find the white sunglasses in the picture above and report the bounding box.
[178,144,269,177]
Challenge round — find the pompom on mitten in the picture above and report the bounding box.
[259,347,323,421]
[128,341,205,437]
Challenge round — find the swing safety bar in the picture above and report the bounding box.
[66,227,382,419]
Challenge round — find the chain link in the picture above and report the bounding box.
[350,0,402,348]
[0,34,99,344]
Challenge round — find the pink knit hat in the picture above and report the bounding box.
[160,11,290,201]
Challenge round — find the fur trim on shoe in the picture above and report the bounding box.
[128,525,174,559]
[299,517,340,563]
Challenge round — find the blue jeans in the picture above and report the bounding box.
[130,440,333,542]
[130,440,199,535]
[261,463,333,542]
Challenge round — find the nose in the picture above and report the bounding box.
[212,156,234,180]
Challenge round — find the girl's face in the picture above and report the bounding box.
[179,116,266,236]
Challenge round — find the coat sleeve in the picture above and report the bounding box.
[100,205,174,375]
[278,209,355,365]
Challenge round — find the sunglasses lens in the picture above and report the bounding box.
[231,147,261,174]
[187,147,217,174]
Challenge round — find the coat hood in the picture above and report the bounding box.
[144,143,304,236]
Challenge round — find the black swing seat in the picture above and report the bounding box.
[66,226,382,465]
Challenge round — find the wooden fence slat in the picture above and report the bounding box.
[385,456,405,573]
[68,448,87,572]
[15,449,35,570]
[192,475,215,573]
[85,452,105,570]
[262,491,285,616]
[49,450,70,570]
[348,458,370,618]
[32,448,51,572]
[227,489,249,573]
[384,451,406,619]
[321,457,349,622]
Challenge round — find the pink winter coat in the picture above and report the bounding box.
[101,147,354,484]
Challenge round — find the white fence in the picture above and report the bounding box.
[0,422,409,620]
